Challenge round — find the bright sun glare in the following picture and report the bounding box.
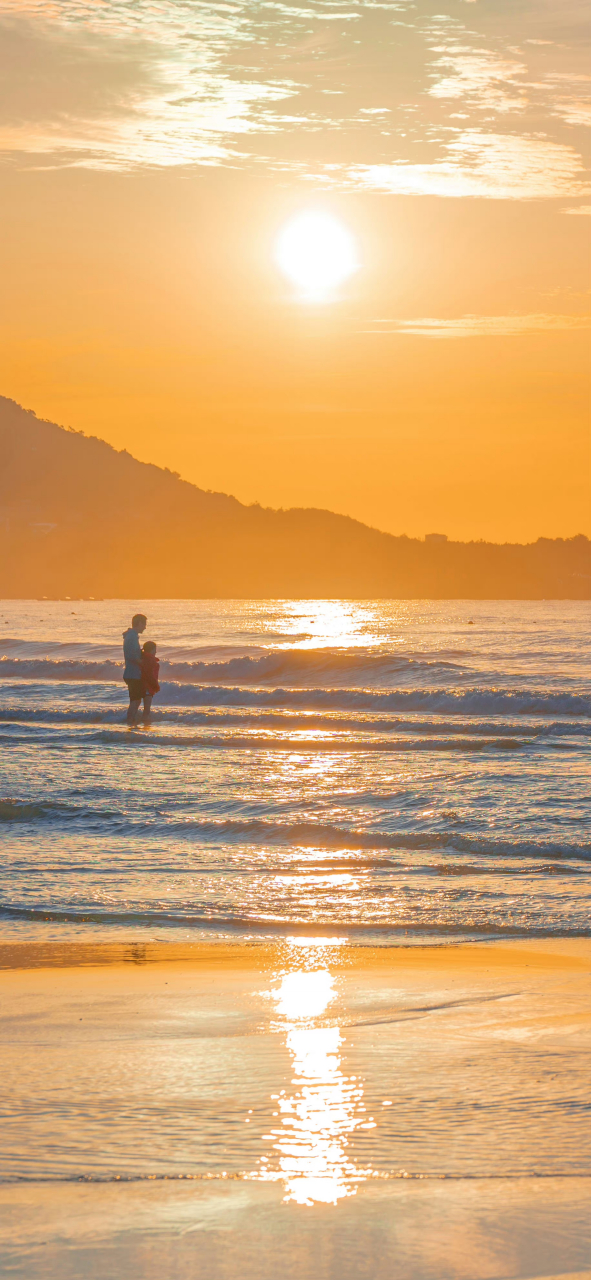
[275,212,359,301]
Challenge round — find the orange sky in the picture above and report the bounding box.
[0,0,589,541]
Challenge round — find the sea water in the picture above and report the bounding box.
[1,598,591,1203]
[0,598,589,943]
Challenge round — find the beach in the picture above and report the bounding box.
[1,598,590,1276]
[2,937,591,1278]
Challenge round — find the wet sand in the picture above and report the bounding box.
[1,938,590,1280]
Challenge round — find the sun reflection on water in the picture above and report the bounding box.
[275,600,383,650]
[260,951,372,1205]
[274,968,336,1020]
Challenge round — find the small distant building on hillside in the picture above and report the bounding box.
[425,532,448,543]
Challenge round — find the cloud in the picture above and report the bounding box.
[552,101,591,128]
[0,9,298,168]
[562,104,591,126]
[564,204,591,215]
[428,44,528,114]
[349,131,589,199]
[544,73,591,128]
[359,314,591,337]
[0,0,588,198]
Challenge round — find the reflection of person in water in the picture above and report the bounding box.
[122,612,147,726]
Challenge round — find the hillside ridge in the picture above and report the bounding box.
[0,397,588,598]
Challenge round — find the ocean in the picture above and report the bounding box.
[1,598,589,945]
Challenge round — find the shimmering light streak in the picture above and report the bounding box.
[273,1024,366,1205]
[260,965,372,1204]
[276,600,383,650]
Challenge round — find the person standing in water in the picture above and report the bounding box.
[140,640,160,723]
[122,613,147,726]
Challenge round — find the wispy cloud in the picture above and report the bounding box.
[557,103,591,127]
[349,131,589,200]
[0,2,309,168]
[359,314,591,337]
[545,73,591,128]
[428,44,528,115]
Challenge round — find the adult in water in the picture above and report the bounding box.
[122,612,147,726]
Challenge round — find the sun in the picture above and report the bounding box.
[275,211,359,301]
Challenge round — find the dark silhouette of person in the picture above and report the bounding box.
[122,612,147,726]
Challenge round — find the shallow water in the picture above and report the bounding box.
[2,939,591,1198]
[0,599,589,943]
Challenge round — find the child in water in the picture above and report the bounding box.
[140,640,160,722]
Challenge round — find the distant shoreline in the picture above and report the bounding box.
[1,594,590,602]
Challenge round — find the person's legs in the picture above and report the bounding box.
[127,698,141,726]
[142,695,153,722]
[125,679,143,726]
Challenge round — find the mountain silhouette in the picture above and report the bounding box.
[0,397,588,598]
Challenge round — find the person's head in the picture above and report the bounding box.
[143,640,157,655]
[132,613,147,634]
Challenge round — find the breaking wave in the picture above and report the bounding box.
[1,645,470,686]
[0,648,467,687]
[158,685,591,716]
[0,669,589,718]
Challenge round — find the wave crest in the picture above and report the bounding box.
[1,659,589,717]
[0,648,467,688]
